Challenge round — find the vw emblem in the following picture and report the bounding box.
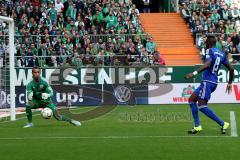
[114,86,132,103]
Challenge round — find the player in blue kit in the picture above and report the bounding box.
[185,35,234,134]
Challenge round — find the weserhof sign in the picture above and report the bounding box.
[14,67,177,86]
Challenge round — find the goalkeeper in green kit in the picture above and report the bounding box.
[23,66,81,128]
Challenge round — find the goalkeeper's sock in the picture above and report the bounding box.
[59,115,72,122]
[189,102,200,127]
[199,105,224,126]
[52,109,71,122]
[52,110,80,126]
[26,106,32,123]
[59,115,81,126]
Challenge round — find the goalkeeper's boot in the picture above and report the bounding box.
[70,120,81,126]
[188,125,202,134]
[23,123,34,128]
[221,122,230,134]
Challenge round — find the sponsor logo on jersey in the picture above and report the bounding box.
[39,85,44,90]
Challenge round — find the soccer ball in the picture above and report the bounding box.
[41,108,53,119]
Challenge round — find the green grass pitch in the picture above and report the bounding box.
[0,104,239,160]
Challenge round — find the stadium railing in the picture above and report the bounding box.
[14,54,161,68]
[7,34,148,45]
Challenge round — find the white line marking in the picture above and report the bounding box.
[230,111,238,137]
[0,135,232,140]
[0,114,40,124]
[0,112,237,139]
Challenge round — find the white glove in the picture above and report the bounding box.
[28,92,33,101]
[41,93,50,100]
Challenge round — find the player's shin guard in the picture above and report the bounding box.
[199,105,224,126]
[189,102,200,127]
[26,105,33,123]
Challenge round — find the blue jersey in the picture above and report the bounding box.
[202,48,229,84]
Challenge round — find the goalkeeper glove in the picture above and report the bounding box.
[41,93,50,100]
[28,92,33,101]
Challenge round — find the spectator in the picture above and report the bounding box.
[51,55,58,67]
[237,41,240,53]
[55,0,64,14]
[140,47,149,65]
[48,3,58,24]
[231,5,239,19]
[219,3,229,21]
[129,4,140,16]
[231,33,240,47]
[216,36,223,51]
[25,48,33,67]
[30,43,38,56]
[181,3,191,23]
[197,34,207,58]
[153,51,165,65]
[181,0,240,63]
[105,11,118,29]
[146,37,156,54]
[236,19,240,34]
[1,0,161,67]
[210,9,221,25]
[127,47,138,64]
[141,0,151,13]
[72,53,83,67]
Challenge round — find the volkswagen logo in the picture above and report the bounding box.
[114,85,132,103]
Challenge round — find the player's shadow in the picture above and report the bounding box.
[59,105,117,121]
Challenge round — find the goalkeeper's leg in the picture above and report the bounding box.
[24,100,38,128]
[48,103,81,126]
[26,104,33,123]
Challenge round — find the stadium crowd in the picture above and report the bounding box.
[180,0,240,63]
[0,0,164,67]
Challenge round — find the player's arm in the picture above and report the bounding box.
[45,85,54,97]
[42,80,53,100]
[223,63,234,94]
[185,61,212,79]
[27,82,33,101]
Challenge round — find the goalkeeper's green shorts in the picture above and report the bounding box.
[26,99,56,111]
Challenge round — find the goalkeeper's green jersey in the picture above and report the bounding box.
[27,78,53,101]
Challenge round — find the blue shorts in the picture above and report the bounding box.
[194,81,217,101]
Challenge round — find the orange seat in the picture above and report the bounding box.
[140,13,202,66]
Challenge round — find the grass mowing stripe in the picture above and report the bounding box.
[230,111,238,137]
[0,135,232,140]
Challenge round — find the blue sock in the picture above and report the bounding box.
[189,102,200,127]
[199,105,224,126]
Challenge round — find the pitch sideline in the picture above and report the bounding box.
[230,111,238,137]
